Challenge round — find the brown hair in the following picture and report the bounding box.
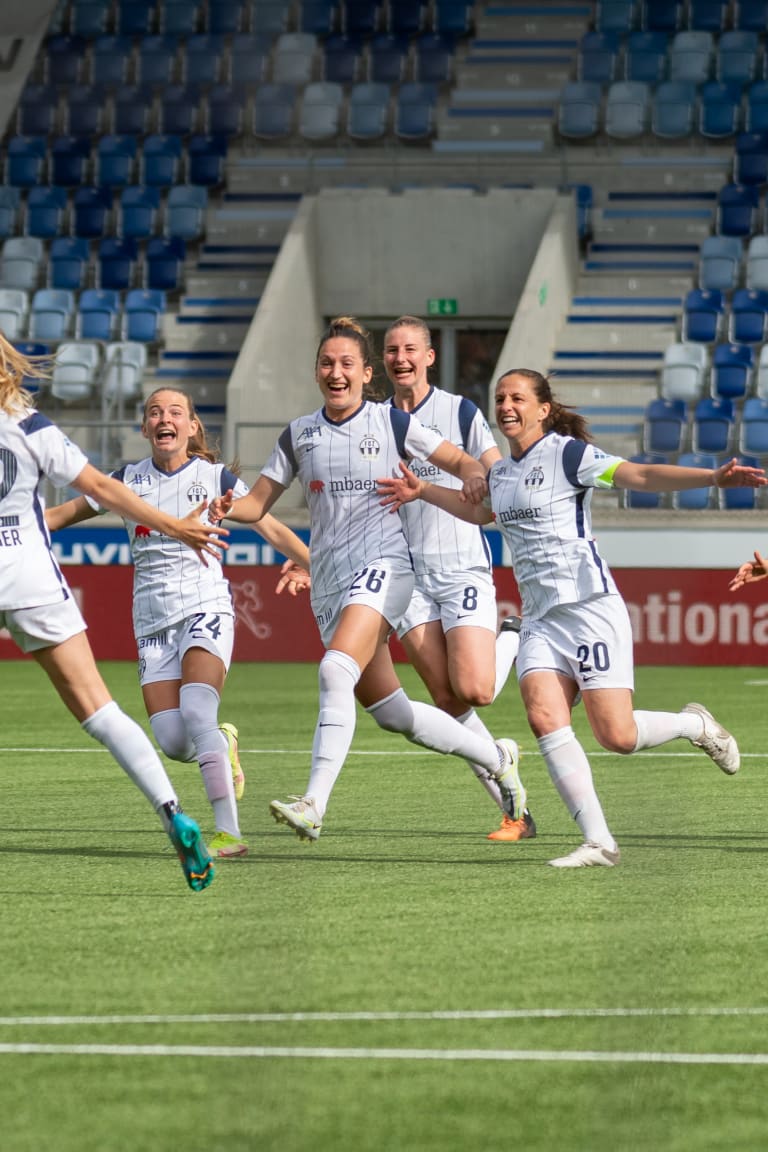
[0,332,52,416]
[316,315,383,399]
[496,368,593,442]
[141,387,235,467]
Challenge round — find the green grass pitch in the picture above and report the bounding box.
[2,660,768,1151]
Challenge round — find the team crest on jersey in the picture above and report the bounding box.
[187,482,208,505]
[359,435,380,458]
[525,466,545,488]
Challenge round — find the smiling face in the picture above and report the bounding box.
[494,372,551,458]
[142,389,198,471]
[383,322,435,409]
[316,335,373,422]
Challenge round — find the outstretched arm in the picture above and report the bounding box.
[613,456,767,493]
[209,474,284,525]
[253,512,310,570]
[72,462,227,564]
[730,550,768,591]
[45,494,99,532]
[378,461,494,526]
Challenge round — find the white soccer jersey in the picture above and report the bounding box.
[261,400,444,598]
[387,387,496,575]
[87,456,248,637]
[0,408,88,611]
[487,431,625,621]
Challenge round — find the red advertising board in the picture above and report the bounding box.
[2,566,767,664]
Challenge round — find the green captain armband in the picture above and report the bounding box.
[594,459,624,489]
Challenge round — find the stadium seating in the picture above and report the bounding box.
[49,237,90,291]
[739,395,768,455]
[29,287,75,341]
[660,341,708,401]
[122,287,166,341]
[624,31,668,83]
[299,82,344,142]
[605,81,649,138]
[119,185,161,239]
[253,84,296,140]
[102,339,147,399]
[395,83,438,142]
[557,83,602,140]
[699,235,742,292]
[77,287,121,340]
[51,340,100,401]
[643,396,688,453]
[710,341,754,398]
[0,288,29,339]
[25,186,68,239]
[745,235,768,291]
[692,395,735,453]
[165,184,207,239]
[0,236,45,291]
[682,288,724,343]
[347,82,390,141]
[672,451,718,509]
[716,183,759,237]
[651,80,696,138]
[728,291,768,345]
[621,452,669,508]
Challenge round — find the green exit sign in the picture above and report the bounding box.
[427,298,458,316]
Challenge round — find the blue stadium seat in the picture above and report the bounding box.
[229,34,272,88]
[71,0,112,36]
[90,35,133,87]
[122,287,167,341]
[746,80,768,133]
[622,452,669,508]
[651,80,696,138]
[414,35,454,83]
[0,187,20,239]
[673,451,717,509]
[717,183,759,237]
[252,84,296,140]
[578,31,620,84]
[73,186,112,238]
[699,235,743,291]
[160,0,201,35]
[692,395,735,453]
[642,0,683,31]
[347,82,390,141]
[711,341,754,399]
[388,0,427,36]
[682,288,724,343]
[739,395,768,454]
[119,185,160,239]
[299,1,338,34]
[734,0,768,30]
[50,135,91,186]
[76,287,121,340]
[717,30,760,85]
[66,84,108,137]
[432,0,474,37]
[187,134,227,185]
[112,84,156,135]
[145,236,186,291]
[182,34,225,87]
[116,1,156,35]
[746,235,768,290]
[368,34,410,83]
[97,236,139,290]
[137,36,179,88]
[141,134,183,187]
[6,136,47,188]
[206,0,246,33]
[699,82,742,140]
[25,186,68,239]
[341,1,382,37]
[159,83,201,136]
[165,184,207,239]
[250,0,292,34]
[733,131,768,185]
[45,35,87,86]
[720,454,760,508]
[728,292,768,345]
[205,85,245,137]
[16,84,59,136]
[596,0,638,32]
[96,134,138,188]
[669,30,713,83]
[322,34,363,84]
[643,396,688,453]
[624,30,668,83]
[394,82,438,142]
[0,288,29,340]
[557,82,602,139]
[29,287,75,341]
[688,0,729,30]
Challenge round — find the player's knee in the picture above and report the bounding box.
[596,729,635,755]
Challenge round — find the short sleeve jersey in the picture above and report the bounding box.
[386,387,496,575]
[87,456,248,637]
[261,400,444,598]
[0,408,87,610]
[487,431,625,620]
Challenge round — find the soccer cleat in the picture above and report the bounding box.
[220,722,245,800]
[499,614,522,634]
[487,809,537,842]
[682,702,740,775]
[167,811,215,891]
[270,795,322,842]
[208,830,249,859]
[492,738,526,820]
[548,841,620,869]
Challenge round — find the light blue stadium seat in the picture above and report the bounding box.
[77,287,121,340]
[660,341,708,401]
[0,288,29,340]
[699,81,742,139]
[0,236,45,291]
[605,80,649,138]
[746,234,768,290]
[51,340,100,401]
[395,82,438,141]
[252,83,296,139]
[299,81,344,141]
[29,287,75,341]
[103,340,148,399]
[122,287,167,342]
[272,32,317,85]
[652,80,697,138]
[558,82,602,139]
[347,81,390,141]
[165,184,207,239]
[669,30,713,83]
[740,395,768,454]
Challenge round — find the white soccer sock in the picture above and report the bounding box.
[307,649,361,817]
[539,726,615,849]
[493,628,519,701]
[632,709,704,751]
[456,708,506,810]
[366,688,502,773]
[150,708,196,762]
[180,682,240,837]
[81,700,176,815]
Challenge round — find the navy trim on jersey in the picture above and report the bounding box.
[457,396,477,450]
[389,406,412,459]
[111,465,127,483]
[278,425,297,475]
[321,400,366,427]
[19,411,54,436]
[562,438,588,488]
[220,465,239,494]
[410,385,435,416]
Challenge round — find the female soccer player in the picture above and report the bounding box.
[0,339,225,890]
[46,388,310,860]
[382,316,531,841]
[379,368,767,868]
[209,317,524,842]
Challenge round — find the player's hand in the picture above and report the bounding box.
[208,488,235,523]
[729,549,768,590]
[378,462,422,511]
[461,474,488,505]
[276,559,311,596]
[714,458,768,488]
[170,501,229,566]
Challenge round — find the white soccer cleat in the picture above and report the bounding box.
[492,738,527,820]
[270,795,323,842]
[549,842,621,869]
[682,702,740,775]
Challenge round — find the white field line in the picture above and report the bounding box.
[1,1006,768,1025]
[0,747,764,759]
[1,1043,768,1066]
